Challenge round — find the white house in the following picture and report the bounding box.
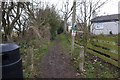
[68,25,72,32]
[91,14,120,35]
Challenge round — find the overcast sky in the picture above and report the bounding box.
[97,0,119,15]
[6,0,120,16]
[41,0,120,16]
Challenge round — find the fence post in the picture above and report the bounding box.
[79,46,84,72]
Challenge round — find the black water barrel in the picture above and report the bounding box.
[0,43,23,79]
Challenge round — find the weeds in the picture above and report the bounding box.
[84,53,119,78]
[19,38,51,78]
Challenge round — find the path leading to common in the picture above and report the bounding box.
[39,40,80,78]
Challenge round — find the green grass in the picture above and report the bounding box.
[57,34,71,51]
[84,53,119,78]
[87,35,119,68]
[21,34,73,78]
[34,43,49,62]
[74,34,119,78]
[20,34,119,78]
[71,46,81,72]
[91,35,118,42]
[57,34,82,73]
[58,34,84,73]
[19,38,53,78]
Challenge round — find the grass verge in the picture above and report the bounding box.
[19,39,53,78]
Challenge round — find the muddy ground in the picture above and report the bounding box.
[38,40,80,78]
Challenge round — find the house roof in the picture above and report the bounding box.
[91,14,120,23]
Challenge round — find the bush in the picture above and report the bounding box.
[109,31,113,35]
[45,6,64,40]
[57,26,64,34]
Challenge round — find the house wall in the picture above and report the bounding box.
[68,26,72,32]
[91,21,119,35]
[118,21,120,33]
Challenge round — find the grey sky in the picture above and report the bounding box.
[42,0,119,16]
[97,0,119,15]
[5,0,120,16]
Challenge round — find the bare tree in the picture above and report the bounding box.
[75,0,109,72]
[23,1,51,40]
[1,0,45,41]
[2,1,27,41]
[61,0,73,33]
[77,0,108,53]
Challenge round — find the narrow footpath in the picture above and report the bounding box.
[39,40,80,78]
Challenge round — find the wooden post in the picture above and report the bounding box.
[79,46,84,72]
[72,0,76,50]
[0,5,2,80]
[72,34,75,49]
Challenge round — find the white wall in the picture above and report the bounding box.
[68,26,72,32]
[91,21,119,35]
[118,21,120,33]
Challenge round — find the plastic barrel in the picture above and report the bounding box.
[0,43,23,79]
